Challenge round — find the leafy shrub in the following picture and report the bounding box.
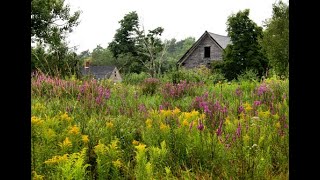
[122,72,150,85]
[141,78,160,95]
[237,68,259,82]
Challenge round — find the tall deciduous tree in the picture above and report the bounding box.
[31,0,81,77]
[108,11,166,75]
[260,1,289,77]
[222,9,268,81]
[108,11,140,58]
[31,0,81,45]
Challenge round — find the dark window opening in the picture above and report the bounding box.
[204,47,210,58]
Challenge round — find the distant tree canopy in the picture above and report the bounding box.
[108,11,168,76]
[260,0,289,77]
[31,0,81,78]
[222,9,268,81]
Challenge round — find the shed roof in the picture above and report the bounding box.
[80,66,116,79]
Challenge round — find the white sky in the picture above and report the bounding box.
[65,0,287,53]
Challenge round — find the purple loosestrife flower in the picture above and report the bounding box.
[216,120,223,136]
[197,119,204,131]
[159,105,163,111]
[257,83,268,96]
[221,106,228,114]
[105,89,111,99]
[238,105,244,114]
[138,104,147,113]
[235,87,242,97]
[236,122,241,138]
[254,101,261,107]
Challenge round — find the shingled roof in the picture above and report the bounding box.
[208,32,231,49]
[80,66,116,79]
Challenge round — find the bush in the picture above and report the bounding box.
[141,78,160,95]
[237,69,259,82]
[122,72,150,85]
[168,65,211,84]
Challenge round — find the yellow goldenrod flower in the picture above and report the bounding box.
[184,112,192,120]
[82,135,89,143]
[225,116,231,125]
[135,143,146,152]
[31,116,44,125]
[239,112,245,120]
[243,102,253,111]
[191,109,199,118]
[273,113,280,120]
[60,112,72,122]
[32,171,45,180]
[132,140,140,145]
[106,122,114,128]
[276,122,281,129]
[46,128,56,138]
[160,122,169,131]
[172,107,181,115]
[182,119,189,126]
[264,110,271,117]
[94,141,107,154]
[68,125,80,135]
[44,154,68,165]
[112,159,122,168]
[110,139,119,150]
[200,113,206,120]
[58,137,72,148]
[145,119,152,128]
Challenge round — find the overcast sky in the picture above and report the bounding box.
[65,0,288,53]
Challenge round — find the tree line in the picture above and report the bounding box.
[31,0,289,80]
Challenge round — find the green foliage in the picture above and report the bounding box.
[32,73,289,179]
[162,37,196,73]
[237,68,259,82]
[260,1,289,77]
[222,9,269,81]
[108,11,140,58]
[94,139,123,180]
[90,45,116,66]
[31,0,81,44]
[32,43,81,78]
[168,66,212,83]
[141,78,161,95]
[31,0,81,78]
[122,72,150,85]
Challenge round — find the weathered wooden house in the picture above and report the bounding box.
[80,63,122,82]
[177,31,231,68]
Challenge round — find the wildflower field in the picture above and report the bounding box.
[31,72,288,179]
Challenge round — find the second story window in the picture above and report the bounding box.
[204,46,210,58]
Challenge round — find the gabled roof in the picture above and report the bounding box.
[80,65,117,79]
[208,32,231,49]
[177,31,232,65]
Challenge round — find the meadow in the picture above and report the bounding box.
[31,69,289,179]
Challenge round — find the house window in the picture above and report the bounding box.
[204,47,210,58]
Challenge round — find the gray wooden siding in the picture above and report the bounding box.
[182,34,223,68]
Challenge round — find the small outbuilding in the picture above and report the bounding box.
[177,31,232,68]
[80,64,122,82]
